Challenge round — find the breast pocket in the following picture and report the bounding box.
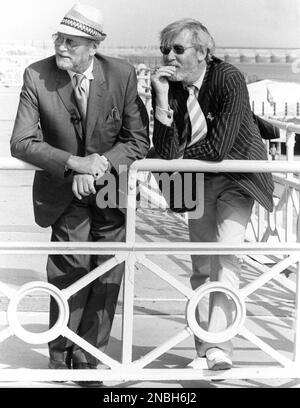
[103,117,122,135]
[103,106,122,134]
[96,115,122,151]
[105,106,121,121]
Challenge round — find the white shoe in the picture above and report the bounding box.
[187,356,208,370]
[206,348,232,371]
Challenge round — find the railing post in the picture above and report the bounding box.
[285,130,296,241]
[121,167,138,365]
[137,68,152,119]
[286,130,296,162]
[293,261,300,365]
[258,204,265,242]
[298,192,300,243]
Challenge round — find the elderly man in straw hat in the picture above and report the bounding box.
[11,3,149,386]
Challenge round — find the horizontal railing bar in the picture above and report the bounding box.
[0,242,300,255]
[0,367,298,381]
[1,158,300,173]
[0,242,131,252]
[273,174,300,190]
[260,117,300,133]
[0,157,40,170]
[131,159,300,173]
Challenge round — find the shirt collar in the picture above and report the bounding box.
[67,58,94,81]
[192,67,206,90]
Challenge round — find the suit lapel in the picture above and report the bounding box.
[198,60,213,116]
[169,82,188,121]
[55,68,83,139]
[169,62,214,139]
[85,56,106,142]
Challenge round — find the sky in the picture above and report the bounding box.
[2,0,300,48]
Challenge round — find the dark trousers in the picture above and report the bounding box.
[47,193,125,367]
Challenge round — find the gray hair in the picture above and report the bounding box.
[160,18,215,62]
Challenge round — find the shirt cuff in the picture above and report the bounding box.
[155,106,174,127]
[101,155,112,172]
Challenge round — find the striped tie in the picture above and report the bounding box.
[186,85,207,147]
[73,73,87,124]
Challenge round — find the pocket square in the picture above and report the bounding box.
[106,106,120,121]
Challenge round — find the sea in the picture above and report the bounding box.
[123,54,300,84]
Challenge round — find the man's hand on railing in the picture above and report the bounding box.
[66,153,109,179]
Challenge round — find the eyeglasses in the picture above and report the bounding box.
[52,33,84,50]
[160,44,194,55]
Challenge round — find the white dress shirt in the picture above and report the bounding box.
[67,59,94,96]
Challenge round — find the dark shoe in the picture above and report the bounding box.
[65,347,73,369]
[49,348,73,369]
[48,359,70,383]
[73,362,103,388]
[48,359,70,369]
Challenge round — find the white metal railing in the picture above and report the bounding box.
[245,120,300,263]
[1,157,300,383]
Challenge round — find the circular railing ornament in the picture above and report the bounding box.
[186,282,246,343]
[7,281,69,344]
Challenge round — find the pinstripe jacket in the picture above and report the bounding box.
[152,56,274,212]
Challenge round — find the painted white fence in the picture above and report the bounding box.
[1,155,300,382]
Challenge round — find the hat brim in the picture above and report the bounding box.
[56,23,106,41]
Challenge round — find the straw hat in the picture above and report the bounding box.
[57,3,106,41]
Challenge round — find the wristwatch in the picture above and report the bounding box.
[64,164,72,177]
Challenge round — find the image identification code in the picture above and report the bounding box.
[103,392,197,405]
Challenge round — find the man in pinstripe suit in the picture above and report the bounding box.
[151,19,274,370]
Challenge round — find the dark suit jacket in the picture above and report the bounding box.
[152,56,274,212]
[10,54,149,227]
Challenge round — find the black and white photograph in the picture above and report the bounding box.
[0,0,300,395]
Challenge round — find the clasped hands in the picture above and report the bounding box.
[66,153,109,200]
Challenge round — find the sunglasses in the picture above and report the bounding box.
[52,33,89,50]
[160,44,194,55]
